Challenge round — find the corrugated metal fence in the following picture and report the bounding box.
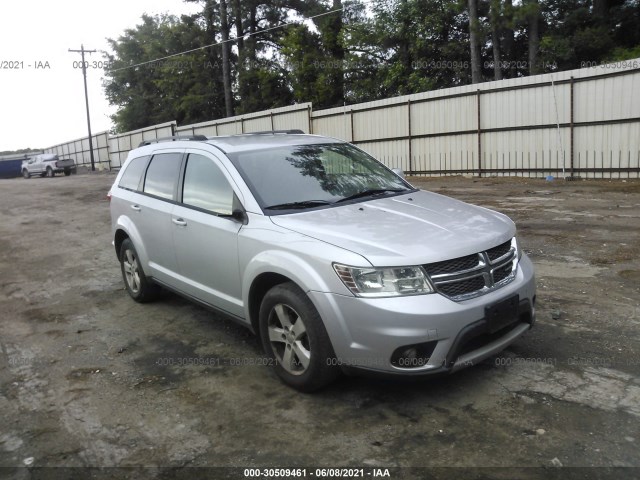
[311,61,640,179]
[44,131,110,169]
[44,60,640,178]
[175,103,312,138]
[108,121,177,168]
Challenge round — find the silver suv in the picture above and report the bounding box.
[109,132,536,391]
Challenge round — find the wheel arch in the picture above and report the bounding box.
[247,272,293,334]
[114,228,129,259]
[112,216,149,269]
[243,248,342,333]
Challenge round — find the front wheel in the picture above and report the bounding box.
[22,169,30,179]
[259,282,340,392]
[119,238,160,303]
[46,167,54,177]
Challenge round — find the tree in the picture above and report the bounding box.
[468,0,483,83]
[104,14,227,132]
[526,0,540,74]
[502,0,516,77]
[279,0,351,109]
[489,0,503,80]
[218,0,235,116]
[231,0,294,113]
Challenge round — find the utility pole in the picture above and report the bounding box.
[69,45,97,172]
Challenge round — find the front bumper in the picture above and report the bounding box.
[308,254,536,376]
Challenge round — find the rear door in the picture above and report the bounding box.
[170,150,244,317]
[134,150,184,283]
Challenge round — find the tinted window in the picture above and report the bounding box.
[143,153,182,200]
[229,143,410,209]
[119,156,149,191]
[182,154,234,215]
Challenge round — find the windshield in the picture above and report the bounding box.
[229,143,413,213]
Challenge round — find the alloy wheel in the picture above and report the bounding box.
[267,303,311,375]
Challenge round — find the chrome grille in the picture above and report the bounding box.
[486,240,512,262]
[424,238,518,301]
[492,263,514,284]
[438,275,486,298]
[425,254,480,276]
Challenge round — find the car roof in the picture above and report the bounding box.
[204,133,343,154]
[134,133,345,156]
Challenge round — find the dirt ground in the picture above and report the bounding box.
[0,172,639,479]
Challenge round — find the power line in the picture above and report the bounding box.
[108,7,345,73]
[69,45,97,172]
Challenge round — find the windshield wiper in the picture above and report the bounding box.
[265,200,333,210]
[336,188,408,203]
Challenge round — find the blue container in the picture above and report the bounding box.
[0,159,24,179]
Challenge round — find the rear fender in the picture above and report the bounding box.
[114,216,150,271]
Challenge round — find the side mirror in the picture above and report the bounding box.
[232,208,248,225]
[392,168,406,179]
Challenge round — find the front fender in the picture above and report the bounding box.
[241,248,363,322]
[242,249,330,295]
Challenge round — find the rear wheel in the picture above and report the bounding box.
[64,170,71,176]
[22,169,30,179]
[119,238,160,302]
[259,282,340,392]
[46,167,54,177]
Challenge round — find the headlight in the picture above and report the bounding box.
[333,264,434,297]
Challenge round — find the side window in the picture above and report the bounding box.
[143,153,182,200]
[182,154,234,215]
[118,155,149,191]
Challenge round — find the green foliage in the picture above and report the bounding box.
[608,45,640,62]
[104,14,227,132]
[104,0,640,132]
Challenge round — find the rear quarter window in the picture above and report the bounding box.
[119,156,150,191]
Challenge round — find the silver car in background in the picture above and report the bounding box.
[109,132,536,391]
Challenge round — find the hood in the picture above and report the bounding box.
[270,190,515,266]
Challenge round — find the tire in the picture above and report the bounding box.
[22,169,30,179]
[259,282,340,392]
[46,167,54,178]
[119,238,160,303]
[64,170,71,176]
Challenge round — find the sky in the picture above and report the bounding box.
[0,0,201,152]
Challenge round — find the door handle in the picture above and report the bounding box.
[131,205,141,212]
[172,218,187,227]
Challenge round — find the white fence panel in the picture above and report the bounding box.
[177,103,312,137]
[44,131,110,170]
[108,121,176,168]
[411,95,477,135]
[311,111,352,141]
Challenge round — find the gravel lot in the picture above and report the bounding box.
[0,173,639,479]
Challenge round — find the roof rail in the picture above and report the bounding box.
[138,135,208,147]
[244,129,305,135]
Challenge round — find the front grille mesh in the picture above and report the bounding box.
[424,239,517,301]
[425,254,479,276]
[493,263,513,284]
[437,276,486,298]
[486,240,512,262]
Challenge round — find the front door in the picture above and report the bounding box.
[171,151,244,317]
